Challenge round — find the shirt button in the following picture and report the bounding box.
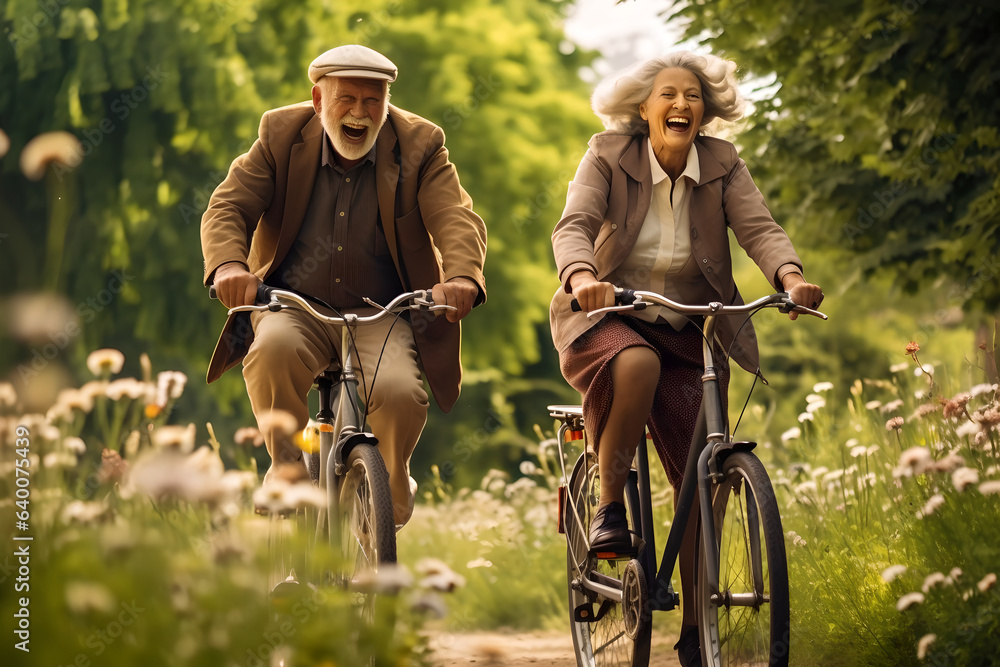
[611,224,618,230]
[702,258,708,263]
[335,278,341,283]
[337,246,343,251]
[345,177,351,183]
[706,267,714,273]
[339,212,345,217]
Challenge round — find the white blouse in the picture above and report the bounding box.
[608,138,704,329]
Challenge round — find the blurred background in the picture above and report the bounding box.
[2,1,999,663]
[3,0,995,487]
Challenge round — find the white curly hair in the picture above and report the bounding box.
[591,51,746,135]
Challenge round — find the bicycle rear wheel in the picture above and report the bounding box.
[565,451,652,667]
[699,451,790,667]
[334,444,397,614]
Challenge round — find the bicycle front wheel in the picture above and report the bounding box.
[335,444,397,594]
[565,451,651,667]
[699,451,790,667]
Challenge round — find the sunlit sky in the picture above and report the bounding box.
[563,0,691,82]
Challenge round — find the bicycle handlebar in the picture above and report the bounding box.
[571,287,828,320]
[209,285,455,325]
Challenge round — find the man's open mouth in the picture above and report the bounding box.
[666,117,691,132]
[342,125,368,140]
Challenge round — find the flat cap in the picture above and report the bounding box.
[308,45,397,84]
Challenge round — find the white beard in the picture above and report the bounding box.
[322,106,387,162]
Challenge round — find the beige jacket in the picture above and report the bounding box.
[550,132,802,373]
[201,102,487,411]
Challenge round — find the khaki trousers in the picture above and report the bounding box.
[243,306,429,522]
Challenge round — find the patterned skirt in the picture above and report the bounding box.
[558,314,730,489]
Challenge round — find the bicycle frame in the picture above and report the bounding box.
[557,291,824,614]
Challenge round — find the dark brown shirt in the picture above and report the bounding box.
[271,132,402,308]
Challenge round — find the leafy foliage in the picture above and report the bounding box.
[0,0,599,463]
[670,0,1000,313]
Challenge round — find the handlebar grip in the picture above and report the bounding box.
[570,288,638,312]
[256,283,274,306]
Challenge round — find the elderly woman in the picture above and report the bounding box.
[550,51,823,664]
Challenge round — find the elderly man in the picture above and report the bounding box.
[201,45,487,527]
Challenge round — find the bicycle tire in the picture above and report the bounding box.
[334,443,397,617]
[698,451,790,667]
[566,451,652,667]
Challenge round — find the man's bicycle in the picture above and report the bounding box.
[213,285,452,608]
[550,288,826,666]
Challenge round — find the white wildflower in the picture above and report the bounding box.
[850,445,869,458]
[805,393,825,404]
[949,567,963,581]
[914,364,934,377]
[65,581,115,615]
[952,467,979,492]
[895,447,933,477]
[865,400,883,411]
[151,424,197,453]
[882,564,907,583]
[20,131,83,180]
[881,399,904,413]
[813,381,834,393]
[978,573,997,593]
[921,572,948,593]
[889,362,910,373]
[106,378,145,401]
[86,349,125,376]
[64,437,87,455]
[257,409,300,441]
[917,634,936,660]
[918,494,945,518]
[969,383,997,398]
[795,481,817,495]
[797,412,814,423]
[978,480,1000,495]
[806,399,826,414]
[786,531,807,547]
[896,591,925,611]
[780,427,801,443]
[955,421,981,439]
[466,558,493,569]
[518,460,539,476]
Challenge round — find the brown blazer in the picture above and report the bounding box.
[550,132,802,373]
[201,102,487,412]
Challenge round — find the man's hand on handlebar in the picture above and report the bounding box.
[569,271,614,312]
[782,274,825,321]
[211,262,261,309]
[431,277,478,323]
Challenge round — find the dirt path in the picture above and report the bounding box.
[427,629,682,666]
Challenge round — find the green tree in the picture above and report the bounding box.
[1,0,598,469]
[669,0,1000,313]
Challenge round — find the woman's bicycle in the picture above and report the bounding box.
[212,285,452,610]
[550,288,826,667]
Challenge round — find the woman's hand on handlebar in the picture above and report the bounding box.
[783,274,825,321]
[212,262,260,309]
[569,271,615,312]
